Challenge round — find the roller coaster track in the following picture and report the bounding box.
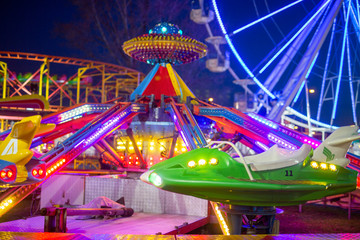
[0,51,140,75]
[0,51,145,106]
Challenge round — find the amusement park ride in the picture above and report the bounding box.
[0,18,359,236]
[0,116,55,187]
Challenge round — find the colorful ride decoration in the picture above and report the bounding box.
[0,95,49,109]
[122,22,207,65]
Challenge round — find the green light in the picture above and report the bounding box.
[161,27,167,33]
[149,172,163,187]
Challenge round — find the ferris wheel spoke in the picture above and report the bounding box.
[211,0,359,127]
[212,0,276,99]
[292,53,319,104]
[259,0,331,74]
[331,0,352,124]
[344,10,358,124]
[269,0,342,122]
[230,0,303,36]
[264,0,286,38]
[260,10,322,93]
[317,19,336,122]
[262,0,331,92]
[350,2,360,47]
[253,0,277,46]
[356,0,360,25]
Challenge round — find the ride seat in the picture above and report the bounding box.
[240,144,312,171]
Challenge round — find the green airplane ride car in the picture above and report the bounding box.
[141,126,360,206]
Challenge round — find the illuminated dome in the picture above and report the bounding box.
[122,22,207,65]
[149,22,183,35]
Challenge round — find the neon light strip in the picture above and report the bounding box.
[294,52,318,105]
[350,2,359,25]
[317,19,336,121]
[349,2,360,46]
[293,81,305,103]
[293,51,318,103]
[255,141,269,151]
[212,0,228,34]
[344,5,358,124]
[286,106,338,129]
[332,1,351,120]
[212,0,275,99]
[259,0,330,74]
[268,133,297,150]
[357,0,360,25]
[305,53,319,79]
[248,112,278,129]
[231,0,303,35]
[210,202,230,235]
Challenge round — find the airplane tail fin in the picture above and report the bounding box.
[0,115,55,164]
[312,126,360,167]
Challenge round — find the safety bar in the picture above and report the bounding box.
[206,141,254,181]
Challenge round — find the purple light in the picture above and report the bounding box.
[267,133,297,150]
[255,141,269,151]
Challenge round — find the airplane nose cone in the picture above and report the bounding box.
[140,170,153,183]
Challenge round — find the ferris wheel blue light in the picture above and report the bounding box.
[212,0,276,99]
[332,0,352,121]
[231,0,303,36]
[211,0,359,127]
[259,0,331,74]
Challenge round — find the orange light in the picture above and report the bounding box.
[32,169,38,176]
[0,171,6,178]
[39,169,44,176]
[7,171,13,178]
[135,161,139,165]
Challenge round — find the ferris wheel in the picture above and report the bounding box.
[192,0,360,131]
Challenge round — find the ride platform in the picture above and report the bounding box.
[0,212,207,236]
[0,232,360,239]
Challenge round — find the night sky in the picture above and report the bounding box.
[0,0,79,57]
